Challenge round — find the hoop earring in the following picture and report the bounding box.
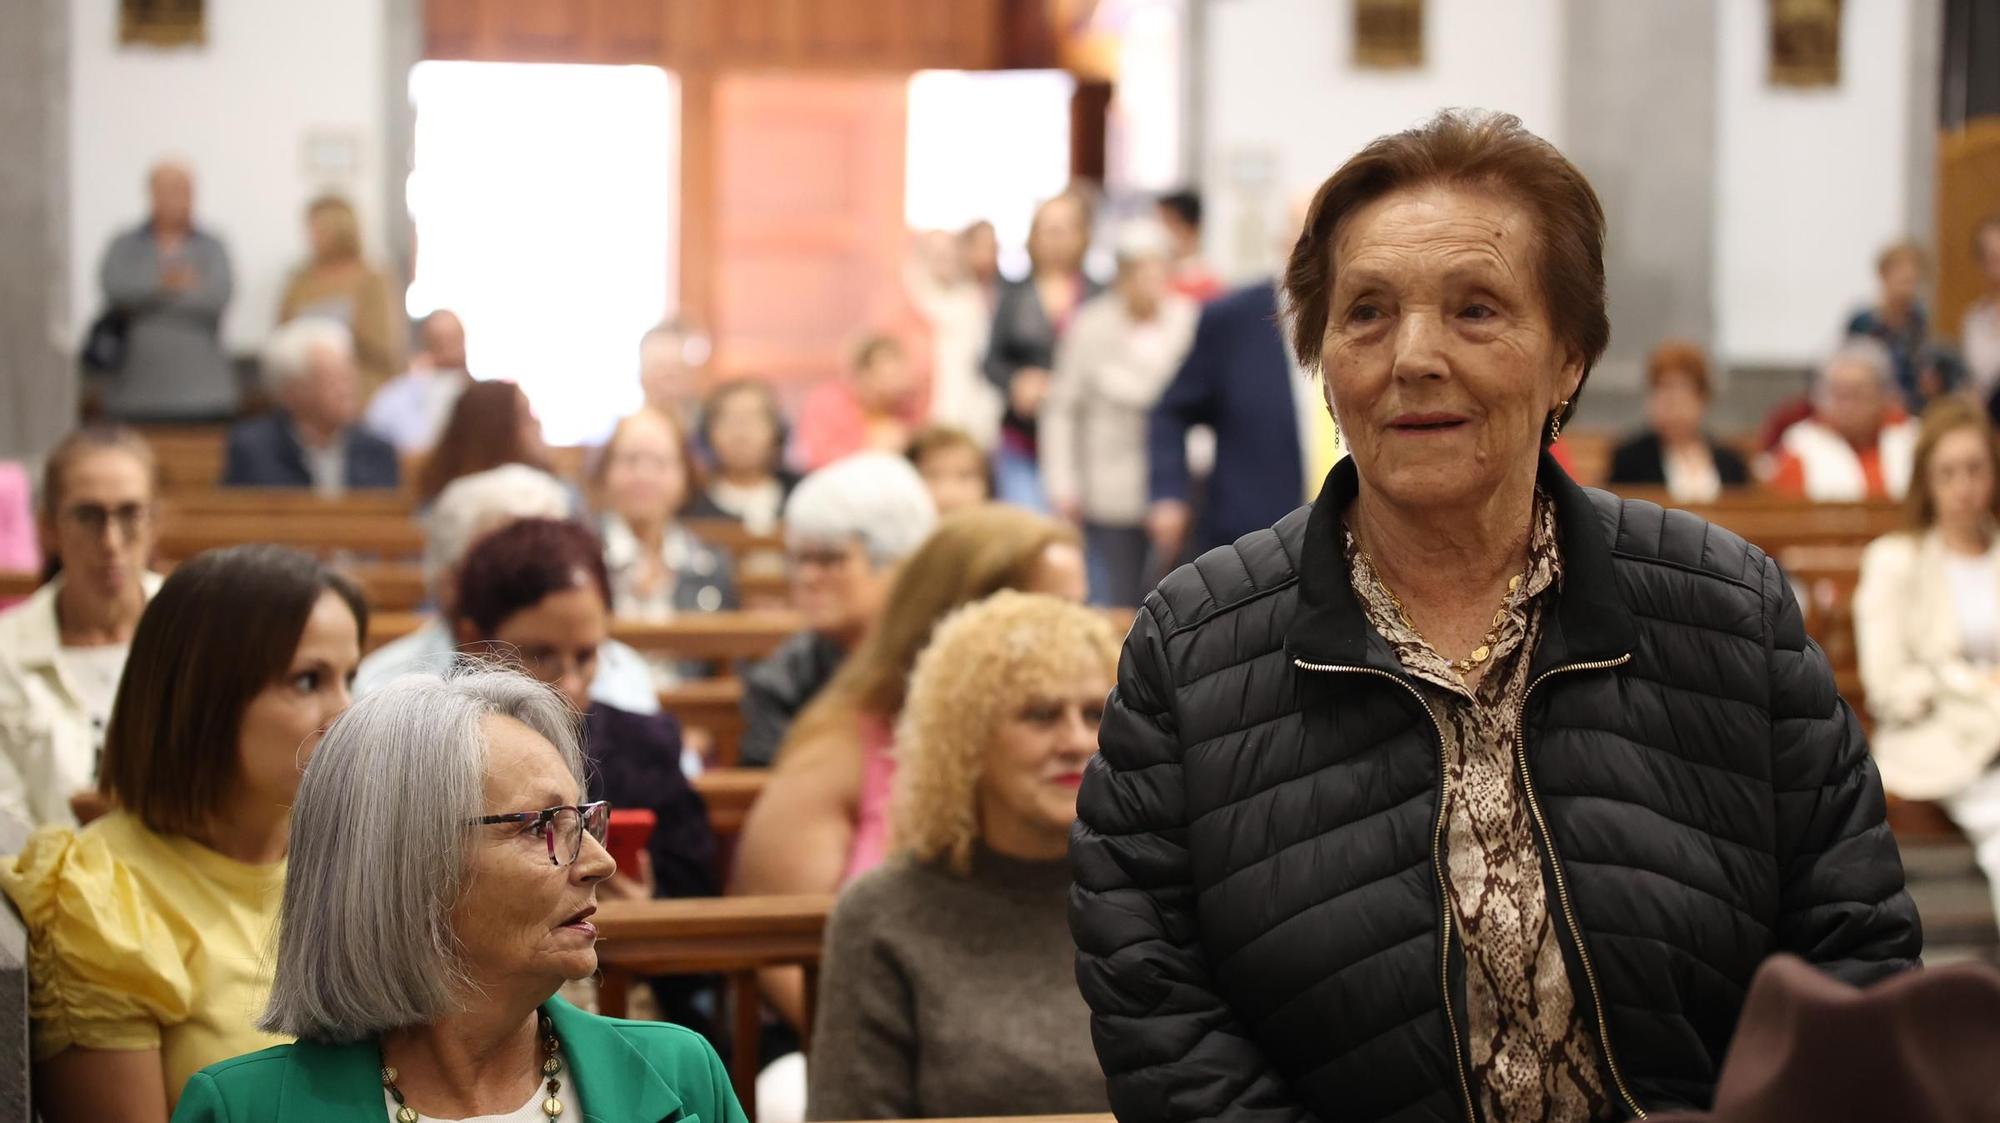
[1549,399,1570,443]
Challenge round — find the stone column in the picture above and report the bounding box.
[0,0,74,463]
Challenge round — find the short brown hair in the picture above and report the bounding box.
[100,545,368,836]
[1284,109,1608,441]
[453,516,613,637]
[1904,396,2000,531]
[907,424,984,469]
[1877,241,1927,278]
[1644,340,1714,400]
[39,425,158,521]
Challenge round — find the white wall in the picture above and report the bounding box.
[69,0,388,352]
[1713,0,1911,367]
[1202,0,1565,281]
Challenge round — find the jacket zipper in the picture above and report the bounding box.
[1512,654,1646,1120]
[1294,658,1476,1123]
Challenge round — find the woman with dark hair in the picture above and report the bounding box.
[1072,109,1918,1122]
[0,426,162,828]
[685,379,797,535]
[1606,340,1751,501]
[0,545,365,1121]
[416,380,555,504]
[450,515,717,907]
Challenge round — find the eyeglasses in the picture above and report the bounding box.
[470,801,610,867]
[59,502,152,540]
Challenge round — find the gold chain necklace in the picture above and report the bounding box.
[1374,566,1525,678]
[382,1009,565,1121]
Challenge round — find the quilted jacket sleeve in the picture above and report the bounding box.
[1762,552,1923,980]
[1070,601,1319,1122]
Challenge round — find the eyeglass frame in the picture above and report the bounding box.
[468,800,611,867]
[56,501,155,540]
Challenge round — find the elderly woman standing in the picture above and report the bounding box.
[172,670,745,1122]
[807,592,1117,1120]
[1071,110,1920,1122]
[1041,218,1198,606]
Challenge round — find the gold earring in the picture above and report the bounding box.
[1549,400,1570,443]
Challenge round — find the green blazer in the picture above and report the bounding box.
[171,998,747,1123]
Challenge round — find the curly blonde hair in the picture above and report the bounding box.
[889,591,1121,873]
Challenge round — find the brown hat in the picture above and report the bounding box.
[1649,954,2000,1123]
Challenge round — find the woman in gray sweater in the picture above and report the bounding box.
[805,591,1119,1120]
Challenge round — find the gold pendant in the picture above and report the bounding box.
[396,1107,419,1123]
[542,1096,565,1116]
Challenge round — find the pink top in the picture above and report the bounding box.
[0,463,39,610]
[842,712,898,885]
[791,379,927,473]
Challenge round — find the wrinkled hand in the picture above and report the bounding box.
[598,849,656,901]
[1146,499,1192,560]
[1010,368,1052,418]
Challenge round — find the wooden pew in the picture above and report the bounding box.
[157,511,425,562]
[363,609,805,658]
[664,680,747,768]
[594,894,831,1119]
[692,768,767,838]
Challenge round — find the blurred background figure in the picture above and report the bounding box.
[905,227,1001,449]
[1608,340,1751,501]
[89,162,235,424]
[1154,188,1221,302]
[219,317,398,494]
[795,334,924,472]
[1768,339,1917,501]
[354,464,660,715]
[363,309,472,456]
[0,545,363,1121]
[686,379,796,534]
[0,428,160,828]
[732,506,1083,1032]
[907,425,991,516]
[741,453,937,768]
[1855,397,2000,925]
[1962,217,2000,405]
[277,195,401,394]
[415,379,555,506]
[1043,217,1195,605]
[638,319,707,428]
[1845,242,1934,411]
[985,193,1098,511]
[806,591,1117,1121]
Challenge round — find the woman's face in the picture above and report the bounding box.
[789,539,887,643]
[1928,426,1996,535]
[1647,368,1707,446]
[306,208,346,262]
[976,666,1111,859]
[855,349,916,414]
[1881,255,1922,308]
[45,449,156,606]
[1118,255,1170,317]
[482,585,608,715]
[917,445,990,515]
[454,714,614,992]
[1029,197,1088,275]
[1319,185,1582,512]
[1028,541,1088,603]
[235,591,360,810]
[602,412,689,524]
[708,389,779,477]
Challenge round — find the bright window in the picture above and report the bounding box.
[407,61,676,445]
[905,70,1074,279]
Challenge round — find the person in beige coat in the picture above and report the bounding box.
[1854,396,2000,921]
[0,428,163,829]
[1040,219,1196,606]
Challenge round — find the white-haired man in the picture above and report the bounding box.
[737,453,937,766]
[219,317,400,493]
[353,465,661,713]
[1769,338,1919,502]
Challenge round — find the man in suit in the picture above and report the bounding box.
[221,316,400,492]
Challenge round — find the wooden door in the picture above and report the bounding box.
[1937,118,2000,342]
[710,73,910,403]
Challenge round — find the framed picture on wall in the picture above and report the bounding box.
[1769,0,1841,88]
[1354,0,1424,70]
[120,0,204,48]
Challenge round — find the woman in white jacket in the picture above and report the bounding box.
[1855,396,2000,921]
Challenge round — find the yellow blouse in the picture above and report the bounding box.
[0,811,287,1107]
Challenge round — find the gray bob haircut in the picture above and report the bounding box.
[261,316,353,397]
[258,666,583,1043]
[784,452,937,567]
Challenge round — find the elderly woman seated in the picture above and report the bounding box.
[1768,338,1919,501]
[172,669,746,1122]
[806,591,1118,1120]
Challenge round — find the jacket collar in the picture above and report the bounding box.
[1285,451,1636,674]
[5,572,166,673]
[276,998,687,1122]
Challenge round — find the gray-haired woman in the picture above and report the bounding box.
[171,670,746,1123]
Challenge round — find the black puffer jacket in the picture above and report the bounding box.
[1070,455,1921,1122]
